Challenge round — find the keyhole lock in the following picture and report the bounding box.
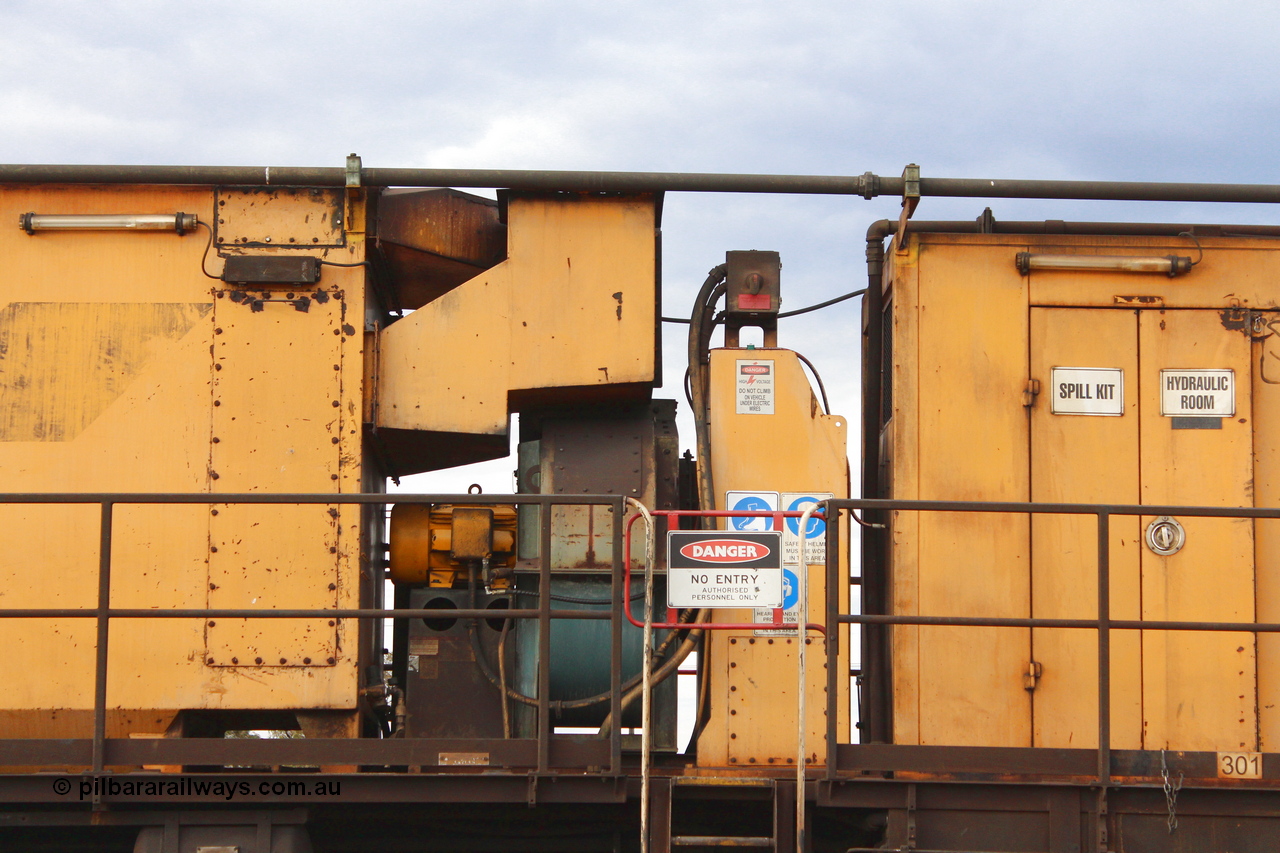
[1145,516,1186,556]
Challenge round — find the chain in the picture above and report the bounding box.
[1160,749,1183,833]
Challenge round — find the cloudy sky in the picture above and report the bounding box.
[4,0,1278,491]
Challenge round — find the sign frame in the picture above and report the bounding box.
[667,530,783,609]
[1049,367,1125,416]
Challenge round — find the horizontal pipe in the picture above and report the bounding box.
[6,164,1280,205]
[838,497,1280,519]
[0,607,611,620]
[840,614,1280,633]
[0,492,621,506]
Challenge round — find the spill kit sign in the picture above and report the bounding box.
[668,531,782,608]
[1050,367,1124,416]
[1160,369,1234,417]
[735,359,775,414]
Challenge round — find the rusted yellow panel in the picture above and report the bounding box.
[883,247,922,745]
[701,348,849,767]
[911,242,1031,747]
[920,232,1280,310]
[0,184,367,732]
[376,194,657,441]
[1255,311,1280,750]
[1139,309,1255,750]
[215,187,346,248]
[206,289,345,667]
[1029,307,1142,749]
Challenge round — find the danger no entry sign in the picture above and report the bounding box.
[667,531,783,608]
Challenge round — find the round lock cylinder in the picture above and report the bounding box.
[1145,516,1186,556]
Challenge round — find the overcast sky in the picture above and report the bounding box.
[4,0,1278,491]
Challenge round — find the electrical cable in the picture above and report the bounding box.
[316,258,372,268]
[512,588,648,605]
[195,221,222,280]
[794,351,832,415]
[660,286,866,324]
[778,287,865,317]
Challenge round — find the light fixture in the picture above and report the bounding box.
[19,213,198,235]
[1015,252,1193,277]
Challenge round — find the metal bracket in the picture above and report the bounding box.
[1023,660,1043,691]
[895,164,921,255]
[345,153,363,189]
[905,783,917,851]
[860,171,879,200]
[1022,379,1041,408]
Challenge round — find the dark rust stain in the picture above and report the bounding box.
[342,323,357,336]
[1220,307,1250,333]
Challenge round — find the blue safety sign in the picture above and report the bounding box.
[784,495,826,538]
[725,491,778,532]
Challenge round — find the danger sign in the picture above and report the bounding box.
[668,531,782,608]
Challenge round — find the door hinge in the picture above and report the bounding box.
[1023,660,1043,691]
[1022,379,1041,408]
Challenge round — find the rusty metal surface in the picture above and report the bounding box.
[402,587,514,739]
[373,187,505,310]
[215,187,344,248]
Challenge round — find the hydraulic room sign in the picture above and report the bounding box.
[667,531,782,608]
[1161,369,1235,417]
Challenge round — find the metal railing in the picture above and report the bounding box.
[0,491,630,783]
[2,491,1280,795]
[825,497,1280,788]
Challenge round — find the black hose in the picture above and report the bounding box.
[465,575,688,712]
[688,265,727,529]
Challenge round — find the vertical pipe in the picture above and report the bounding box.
[538,496,553,774]
[628,499,656,853]
[861,224,891,743]
[795,504,818,853]
[92,501,114,781]
[1096,511,1111,787]
[610,498,625,775]
[825,506,839,777]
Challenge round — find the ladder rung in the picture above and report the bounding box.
[671,836,773,848]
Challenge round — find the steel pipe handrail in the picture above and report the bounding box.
[8,163,1280,206]
[0,491,631,780]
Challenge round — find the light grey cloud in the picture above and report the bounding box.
[4,0,1280,488]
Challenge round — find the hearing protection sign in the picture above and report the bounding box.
[667,531,782,608]
[735,359,775,414]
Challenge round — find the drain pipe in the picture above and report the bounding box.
[861,220,893,745]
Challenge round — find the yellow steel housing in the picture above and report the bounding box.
[374,193,659,471]
[882,231,1280,751]
[700,348,850,767]
[0,183,367,741]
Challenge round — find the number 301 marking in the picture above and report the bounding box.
[1218,752,1262,779]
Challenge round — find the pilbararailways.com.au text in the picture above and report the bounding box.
[53,776,341,801]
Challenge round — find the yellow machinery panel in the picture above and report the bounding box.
[884,231,1280,752]
[700,348,849,767]
[375,193,658,470]
[0,183,367,738]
